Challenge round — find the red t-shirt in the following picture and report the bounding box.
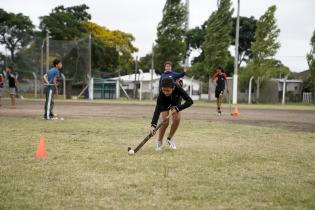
[211,72,227,89]
[0,74,4,88]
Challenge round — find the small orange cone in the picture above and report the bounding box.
[233,106,239,117]
[36,134,47,159]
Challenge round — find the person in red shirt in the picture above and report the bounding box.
[6,66,18,107]
[211,66,229,115]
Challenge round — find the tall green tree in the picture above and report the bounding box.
[186,15,256,79]
[38,5,92,82]
[82,21,138,75]
[39,4,91,40]
[154,0,187,72]
[0,9,34,62]
[230,16,257,66]
[306,30,315,100]
[202,0,233,81]
[246,5,280,102]
[138,53,153,72]
[185,21,207,58]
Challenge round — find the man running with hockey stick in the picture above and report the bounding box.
[150,77,193,151]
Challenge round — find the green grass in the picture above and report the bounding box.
[0,117,314,209]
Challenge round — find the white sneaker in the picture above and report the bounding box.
[167,139,177,150]
[155,141,163,151]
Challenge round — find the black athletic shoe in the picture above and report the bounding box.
[43,114,55,120]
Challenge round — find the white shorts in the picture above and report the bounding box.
[9,88,16,95]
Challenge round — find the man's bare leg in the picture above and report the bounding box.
[165,112,181,149]
[168,112,181,139]
[10,94,16,107]
[157,111,170,143]
[216,98,220,109]
[219,92,223,108]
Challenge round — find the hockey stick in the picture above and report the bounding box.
[128,112,172,154]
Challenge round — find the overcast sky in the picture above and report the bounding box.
[1,0,314,72]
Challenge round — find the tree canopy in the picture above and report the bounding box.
[245,5,281,102]
[304,30,315,94]
[0,9,34,62]
[307,30,315,80]
[39,4,91,40]
[154,0,187,72]
[82,21,138,75]
[230,16,257,66]
[201,0,233,81]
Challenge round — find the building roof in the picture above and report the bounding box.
[110,70,160,82]
[108,71,201,84]
[291,70,310,79]
[271,78,303,83]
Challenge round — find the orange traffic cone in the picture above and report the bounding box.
[36,134,47,159]
[233,106,239,117]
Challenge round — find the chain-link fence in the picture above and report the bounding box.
[200,77,306,104]
[0,35,90,99]
[49,36,90,98]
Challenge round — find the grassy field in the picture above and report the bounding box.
[0,116,314,209]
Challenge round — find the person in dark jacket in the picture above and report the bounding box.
[150,77,193,151]
[6,66,18,107]
[159,61,186,88]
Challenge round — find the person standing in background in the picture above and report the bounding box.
[6,66,18,107]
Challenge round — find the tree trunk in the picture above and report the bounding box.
[238,52,245,67]
[208,77,211,101]
[9,48,15,62]
[256,77,260,103]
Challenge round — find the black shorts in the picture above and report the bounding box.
[215,87,224,98]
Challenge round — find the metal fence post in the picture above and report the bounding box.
[32,72,37,98]
[282,75,288,105]
[61,73,66,99]
[248,76,254,104]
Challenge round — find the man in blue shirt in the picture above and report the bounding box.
[159,61,186,88]
[43,59,62,120]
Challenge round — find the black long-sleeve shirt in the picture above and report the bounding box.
[151,84,193,127]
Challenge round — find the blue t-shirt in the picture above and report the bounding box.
[47,67,60,84]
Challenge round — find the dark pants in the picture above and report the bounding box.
[44,86,55,119]
[215,87,224,98]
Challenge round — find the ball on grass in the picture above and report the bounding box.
[128,149,135,155]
